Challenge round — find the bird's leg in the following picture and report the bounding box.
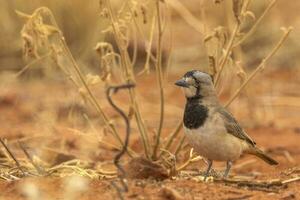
[203,160,213,181]
[223,161,232,178]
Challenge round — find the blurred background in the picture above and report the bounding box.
[1,0,300,71]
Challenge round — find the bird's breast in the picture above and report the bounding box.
[184,113,245,161]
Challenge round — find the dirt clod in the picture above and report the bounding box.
[160,186,184,200]
[125,157,169,180]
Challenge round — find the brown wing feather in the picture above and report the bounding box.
[217,107,256,146]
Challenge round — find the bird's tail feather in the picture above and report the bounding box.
[249,147,278,165]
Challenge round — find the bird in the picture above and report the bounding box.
[175,70,278,180]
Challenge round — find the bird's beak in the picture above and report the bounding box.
[175,79,189,88]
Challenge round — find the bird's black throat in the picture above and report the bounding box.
[183,97,208,129]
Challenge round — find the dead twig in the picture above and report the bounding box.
[105,0,151,159]
[166,0,205,34]
[215,178,283,193]
[283,150,295,163]
[106,83,135,198]
[282,176,300,185]
[16,7,134,157]
[233,0,278,47]
[0,138,25,176]
[174,135,186,158]
[226,194,253,200]
[152,0,165,160]
[215,176,300,193]
[214,23,240,86]
[176,148,202,171]
[18,141,47,175]
[225,27,293,107]
[159,120,183,159]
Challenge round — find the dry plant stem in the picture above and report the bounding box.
[56,56,136,157]
[215,178,283,193]
[18,141,46,175]
[233,0,278,47]
[174,135,186,158]
[60,29,132,156]
[139,14,156,75]
[36,7,131,156]
[131,25,138,67]
[59,38,125,142]
[0,139,25,175]
[159,120,183,158]
[52,54,81,88]
[176,155,202,171]
[283,150,295,163]
[105,0,151,158]
[54,60,137,155]
[215,176,300,191]
[225,27,292,107]
[214,23,240,86]
[176,158,197,171]
[164,5,174,80]
[127,5,157,65]
[152,0,165,160]
[166,0,205,34]
[16,52,51,77]
[111,182,125,200]
[106,84,135,194]
[282,177,300,184]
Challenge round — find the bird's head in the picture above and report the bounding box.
[175,70,215,99]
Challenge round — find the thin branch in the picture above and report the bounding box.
[233,0,278,47]
[106,83,135,195]
[214,23,240,86]
[111,181,125,200]
[0,139,25,175]
[105,0,151,158]
[138,14,156,76]
[15,52,51,77]
[159,120,183,158]
[36,7,132,156]
[152,0,165,160]
[126,3,157,68]
[18,141,46,175]
[176,149,202,171]
[225,27,292,107]
[282,176,300,185]
[166,0,205,34]
[174,135,186,158]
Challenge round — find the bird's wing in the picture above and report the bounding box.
[217,107,256,146]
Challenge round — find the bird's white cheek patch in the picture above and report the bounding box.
[182,87,196,98]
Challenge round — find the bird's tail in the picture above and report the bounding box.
[248,147,278,165]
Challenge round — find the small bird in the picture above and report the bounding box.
[175,70,278,180]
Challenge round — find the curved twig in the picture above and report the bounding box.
[106,83,135,197]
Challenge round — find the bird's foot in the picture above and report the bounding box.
[222,161,233,179]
